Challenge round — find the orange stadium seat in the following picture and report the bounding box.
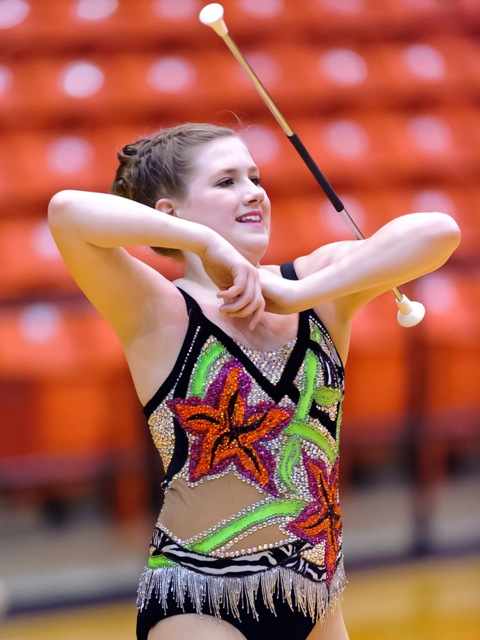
[371,37,480,108]
[0,129,120,209]
[386,107,480,184]
[413,271,480,484]
[0,0,208,54]
[101,52,224,118]
[0,303,124,379]
[406,186,480,259]
[292,114,400,190]
[0,217,75,295]
[292,0,450,41]
[0,0,63,51]
[340,292,410,478]
[0,299,147,519]
[0,56,131,127]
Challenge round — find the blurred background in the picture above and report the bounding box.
[0,0,479,638]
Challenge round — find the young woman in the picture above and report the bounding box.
[48,123,460,640]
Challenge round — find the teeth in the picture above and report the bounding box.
[238,215,261,222]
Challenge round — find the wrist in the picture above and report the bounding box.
[193,225,221,257]
[290,281,304,313]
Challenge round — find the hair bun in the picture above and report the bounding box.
[123,144,138,157]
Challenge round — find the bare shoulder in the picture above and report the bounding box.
[120,277,191,405]
[262,253,354,363]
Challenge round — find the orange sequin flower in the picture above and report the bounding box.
[285,453,342,583]
[168,361,292,496]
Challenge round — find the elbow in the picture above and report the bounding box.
[48,190,81,231]
[430,212,461,255]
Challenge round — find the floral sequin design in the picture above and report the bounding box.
[167,361,293,496]
[285,452,342,583]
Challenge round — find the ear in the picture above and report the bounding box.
[155,198,177,215]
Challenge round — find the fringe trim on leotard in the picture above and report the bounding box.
[137,560,346,623]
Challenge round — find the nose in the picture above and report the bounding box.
[243,180,265,204]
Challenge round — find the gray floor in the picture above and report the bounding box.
[0,474,479,616]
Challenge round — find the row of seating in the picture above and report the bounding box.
[342,267,480,481]
[0,217,184,296]
[2,107,479,215]
[1,0,476,55]
[1,37,479,129]
[1,270,478,461]
[0,0,477,507]
[0,300,148,518]
[0,184,477,298]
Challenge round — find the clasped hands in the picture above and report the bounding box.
[201,241,296,329]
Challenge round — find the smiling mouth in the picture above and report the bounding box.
[236,213,262,223]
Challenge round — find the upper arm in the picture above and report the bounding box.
[293,212,460,317]
[49,209,178,345]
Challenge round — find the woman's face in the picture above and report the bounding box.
[174,136,271,264]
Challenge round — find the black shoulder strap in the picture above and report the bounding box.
[176,287,202,316]
[280,261,298,281]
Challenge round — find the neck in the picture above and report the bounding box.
[182,250,262,292]
[182,253,220,292]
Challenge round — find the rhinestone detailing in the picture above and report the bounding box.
[141,292,346,624]
[137,558,347,622]
[237,338,296,385]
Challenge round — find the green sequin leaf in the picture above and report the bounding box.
[190,499,305,554]
[191,342,225,397]
[294,350,317,421]
[278,437,302,491]
[286,421,337,463]
[315,387,342,408]
[311,325,323,345]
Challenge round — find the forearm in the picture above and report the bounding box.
[292,212,461,310]
[48,189,214,256]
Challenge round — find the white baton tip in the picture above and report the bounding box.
[396,295,426,327]
[199,3,224,25]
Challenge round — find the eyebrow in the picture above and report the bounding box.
[212,165,259,177]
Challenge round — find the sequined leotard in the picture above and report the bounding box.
[136,263,346,640]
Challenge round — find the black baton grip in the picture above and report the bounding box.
[288,132,344,213]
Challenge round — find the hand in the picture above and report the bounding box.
[200,239,265,329]
[258,268,298,314]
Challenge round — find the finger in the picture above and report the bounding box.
[218,274,248,301]
[218,284,242,300]
[248,299,266,330]
[222,287,264,319]
[219,273,255,311]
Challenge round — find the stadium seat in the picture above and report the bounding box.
[292,114,400,189]
[0,298,147,520]
[0,217,75,295]
[413,271,480,484]
[293,0,449,42]
[341,292,411,479]
[371,37,480,108]
[0,0,208,55]
[9,56,131,126]
[1,129,120,208]
[0,302,124,378]
[407,186,480,259]
[387,107,480,184]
